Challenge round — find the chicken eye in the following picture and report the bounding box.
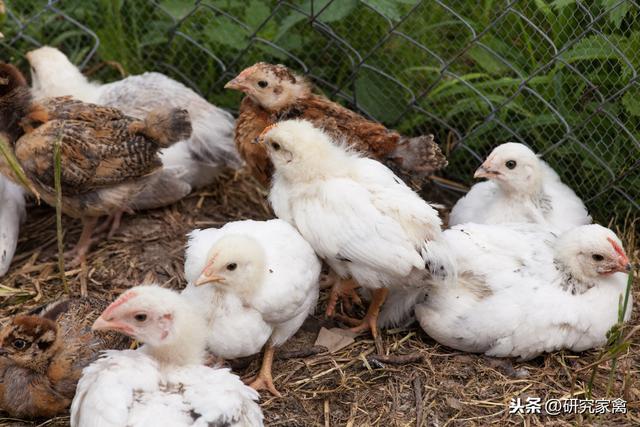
[271,142,281,151]
[134,313,147,322]
[12,339,26,350]
[258,80,268,88]
[30,66,36,75]
[226,263,237,271]
[592,254,604,262]
[505,160,517,169]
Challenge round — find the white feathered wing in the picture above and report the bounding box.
[70,350,263,427]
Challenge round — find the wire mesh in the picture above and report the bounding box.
[1,0,638,221]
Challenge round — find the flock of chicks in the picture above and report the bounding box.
[0,46,633,426]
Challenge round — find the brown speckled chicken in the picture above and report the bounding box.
[0,63,192,265]
[0,297,131,418]
[225,62,448,186]
[227,63,447,316]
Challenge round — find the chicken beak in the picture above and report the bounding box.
[195,262,226,286]
[617,257,632,274]
[254,124,277,145]
[91,316,111,331]
[474,162,499,179]
[0,348,7,357]
[92,316,133,335]
[224,77,249,92]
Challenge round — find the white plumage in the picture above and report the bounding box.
[181,219,320,395]
[27,46,241,209]
[409,223,632,360]
[262,119,443,335]
[71,285,263,427]
[0,175,25,276]
[449,143,591,232]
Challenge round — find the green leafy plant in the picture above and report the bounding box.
[586,267,634,398]
[1,0,637,221]
[0,136,40,200]
[53,134,68,294]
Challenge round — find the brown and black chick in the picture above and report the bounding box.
[225,62,448,187]
[0,63,192,265]
[0,297,131,419]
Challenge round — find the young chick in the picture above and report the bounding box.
[0,175,25,276]
[395,223,632,359]
[225,62,447,186]
[0,297,130,418]
[0,62,192,265]
[181,219,321,397]
[71,285,263,427]
[261,120,444,346]
[449,143,591,232]
[27,46,241,209]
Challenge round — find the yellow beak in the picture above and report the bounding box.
[224,77,250,92]
[195,273,225,287]
[473,161,499,179]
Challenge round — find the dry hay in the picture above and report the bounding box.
[0,170,638,427]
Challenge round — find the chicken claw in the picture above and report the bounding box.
[325,276,362,317]
[244,342,282,397]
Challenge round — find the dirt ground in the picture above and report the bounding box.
[0,170,638,427]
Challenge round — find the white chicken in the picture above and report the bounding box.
[260,119,444,343]
[26,46,241,209]
[181,219,321,397]
[449,143,591,232]
[70,285,263,427]
[401,223,632,360]
[0,175,25,276]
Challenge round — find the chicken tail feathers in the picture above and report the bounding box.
[133,108,193,147]
[388,134,448,177]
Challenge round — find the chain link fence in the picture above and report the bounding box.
[2,0,638,222]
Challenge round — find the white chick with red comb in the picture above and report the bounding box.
[181,219,321,397]
[383,223,632,360]
[27,46,240,210]
[0,175,25,276]
[70,285,263,427]
[450,143,591,232]
[261,119,445,347]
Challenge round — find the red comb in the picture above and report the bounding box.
[607,237,627,262]
[102,290,137,319]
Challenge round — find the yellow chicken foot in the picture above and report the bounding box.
[348,288,388,354]
[244,341,282,397]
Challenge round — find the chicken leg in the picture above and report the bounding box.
[94,210,125,239]
[245,341,281,397]
[65,216,99,267]
[348,288,388,354]
[324,274,362,317]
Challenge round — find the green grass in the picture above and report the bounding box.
[53,132,68,294]
[1,0,638,221]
